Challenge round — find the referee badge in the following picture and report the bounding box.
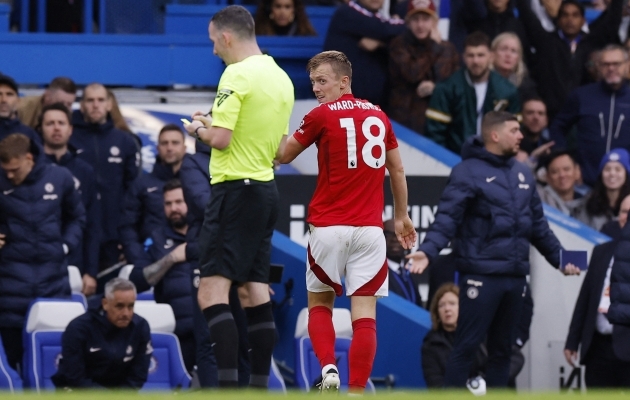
[216,89,234,107]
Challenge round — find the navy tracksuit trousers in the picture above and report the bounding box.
[444,274,526,388]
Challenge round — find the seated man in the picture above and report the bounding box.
[52,278,152,390]
[384,219,423,306]
[537,150,584,218]
[127,179,197,372]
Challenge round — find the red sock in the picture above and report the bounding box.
[308,306,337,368]
[348,318,377,393]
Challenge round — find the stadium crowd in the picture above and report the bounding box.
[1,0,630,392]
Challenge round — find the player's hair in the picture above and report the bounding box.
[48,77,77,94]
[0,134,31,163]
[163,178,183,195]
[429,283,459,331]
[599,44,629,62]
[159,123,185,139]
[104,278,137,300]
[464,31,491,51]
[211,5,255,40]
[306,51,352,82]
[481,111,518,143]
[558,0,585,18]
[39,102,72,129]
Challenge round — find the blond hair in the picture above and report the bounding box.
[491,32,528,87]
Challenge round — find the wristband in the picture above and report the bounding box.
[194,125,205,139]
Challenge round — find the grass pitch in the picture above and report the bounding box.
[12,389,630,400]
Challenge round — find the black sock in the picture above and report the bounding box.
[244,301,277,388]
[203,304,239,388]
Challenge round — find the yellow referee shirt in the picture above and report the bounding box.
[210,54,294,184]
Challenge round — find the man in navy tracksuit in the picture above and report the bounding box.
[127,179,197,372]
[407,111,580,388]
[69,83,140,269]
[0,133,85,369]
[0,74,41,145]
[550,44,630,187]
[52,278,152,389]
[40,103,101,295]
[119,124,188,265]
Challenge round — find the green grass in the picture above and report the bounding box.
[9,389,630,399]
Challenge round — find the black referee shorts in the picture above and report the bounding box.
[198,178,279,284]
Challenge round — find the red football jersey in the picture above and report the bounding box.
[293,94,399,228]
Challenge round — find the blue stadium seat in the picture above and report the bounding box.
[22,300,86,390]
[269,358,286,392]
[293,308,375,393]
[133,302,191,390]
[0,340,22,392]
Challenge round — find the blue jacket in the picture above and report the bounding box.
[0,117,42,145]
[608,221,630,326]
[129,225,199,339]
[44,148,101,278]
[119,159,180,265]
[69,111,140,243]
[419,137,562,276]
[550,81,630,187]
[0,143,86,328]
[323,1,405,107]
[179,141,211,224]
[52,308,151,389]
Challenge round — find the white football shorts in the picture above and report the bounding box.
[306,224,388,297]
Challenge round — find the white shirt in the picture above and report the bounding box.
[596,256,614,335]
[474,81,488,136]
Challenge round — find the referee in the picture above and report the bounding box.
[184,5,294,389]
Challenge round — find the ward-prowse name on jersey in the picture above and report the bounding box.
[325,100,381,111]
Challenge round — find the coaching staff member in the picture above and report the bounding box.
[184,5,294,389]
[52,278,152,390]
[406,111,580,389]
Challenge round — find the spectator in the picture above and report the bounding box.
[0,133,85,369]
[119,124,187,265]
[107,89,134,134]
[422,283,487,388]
[127,180,196,372]
[515,0,624,120]
[550,45,630,187]
[577,149,630,231]
[537,150,585,218]
[407,112,580,388]
[17,77,77,130]
[0,74,41,144]
[254,0,316,36]
[462,0,531,64]
[388,0,460,134]
[40,103,101,296]
[385,219,423,306]
[425,32,520,155]
[179,140,211,224]
[517,97,550,156]
[52,278,152,390]
[490,32,537,101]
[565,194,630,389]
[323,0,405,107]
[448,0,487,54]
[69,83,140,270]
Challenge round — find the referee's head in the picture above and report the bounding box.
[209,6,256,64]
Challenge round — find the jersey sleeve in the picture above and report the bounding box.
[385,116,399,151]
[293,106,325,148]
[211,66,250,131]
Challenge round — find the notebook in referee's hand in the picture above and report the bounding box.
[560,250,588,271]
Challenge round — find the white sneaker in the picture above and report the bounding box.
[318,364,340,393]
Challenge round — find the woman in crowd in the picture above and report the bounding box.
[490,32,537,101]
[578,148,630,231]
[254,0,317,36]
[421,283,486,388]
